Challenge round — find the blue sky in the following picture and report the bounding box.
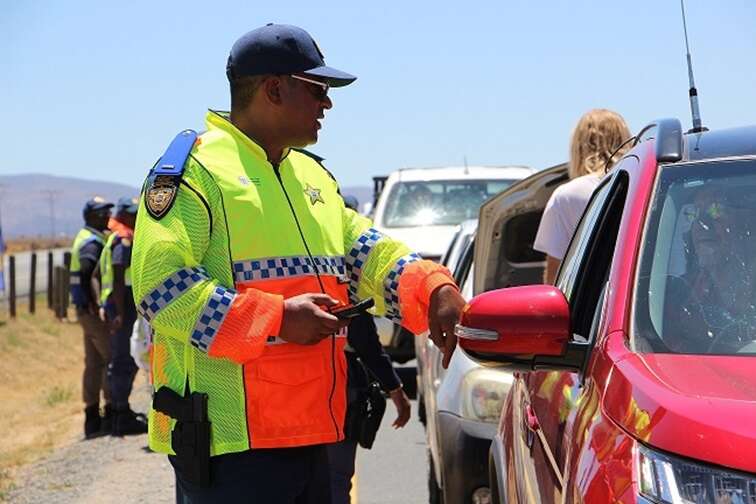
[2,0,755,189]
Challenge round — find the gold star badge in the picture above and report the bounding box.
[304,184,324,205]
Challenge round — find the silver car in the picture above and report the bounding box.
[417,164,569,504]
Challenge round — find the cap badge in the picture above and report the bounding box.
[304,184,324,206]
[146,175,178,219]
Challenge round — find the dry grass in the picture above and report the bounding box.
[0,302,84,499]
[5,238,72,254]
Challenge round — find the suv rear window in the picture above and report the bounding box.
[633,159,756,355]
[381,180,514,227]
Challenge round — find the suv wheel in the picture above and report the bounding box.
[428,450,444,504]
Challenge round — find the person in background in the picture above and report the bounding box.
[70,196,113,438]
[99,196,147,435]
[327,196,412,504]
[533,109,631,284]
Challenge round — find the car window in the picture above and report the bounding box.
[556,167,631,339]
[556,179,614,303]
[633,158,756,355]
[381,179,515,227]
[454,238,475,288]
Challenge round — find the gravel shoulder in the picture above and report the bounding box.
[6,383,174,504]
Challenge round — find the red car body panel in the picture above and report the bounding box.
[603,332,756,473]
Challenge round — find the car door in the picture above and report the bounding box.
[508,163,634,503]
[475,164,568,293]
[426,235,476,483]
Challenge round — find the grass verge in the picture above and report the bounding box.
[0,302,84,500]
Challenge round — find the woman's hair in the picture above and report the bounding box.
[569,109,631,179]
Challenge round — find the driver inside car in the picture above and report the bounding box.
[663,185,756,354]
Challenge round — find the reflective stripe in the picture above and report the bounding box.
[69,274,81,285]
[137,267,209,322]
[233,255,346,283]
[265,326,347,346]
[383,253,421,323]
[345,228,384,302]
[191,285,237,352]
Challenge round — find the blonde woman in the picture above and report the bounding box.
[534,109,631,284]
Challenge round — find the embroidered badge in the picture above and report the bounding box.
[146,175,178,219]
[304,184,324,206]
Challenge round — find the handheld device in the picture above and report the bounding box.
[331,298,375,319]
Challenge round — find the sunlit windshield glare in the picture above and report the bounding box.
[382,180,514,227]
[633,159,756,355]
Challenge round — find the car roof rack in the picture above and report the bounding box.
[635,118,684,163]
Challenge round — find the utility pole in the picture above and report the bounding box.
[40,190,61,239]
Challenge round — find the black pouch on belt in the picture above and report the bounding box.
[343,359,387,449]
[153,386,211,487]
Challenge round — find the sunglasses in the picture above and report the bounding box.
[684,202,726,224]
[290,74,329,101]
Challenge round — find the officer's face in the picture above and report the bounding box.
[281,75,332,147]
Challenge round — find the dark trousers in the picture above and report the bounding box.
[326,440,358,504]
[172,445,332,504]
[107,296,138,409]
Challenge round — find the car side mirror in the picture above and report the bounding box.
[455,285,587,371]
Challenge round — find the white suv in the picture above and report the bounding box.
[371,165,533,354]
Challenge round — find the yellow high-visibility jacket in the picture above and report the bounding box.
[131,110,455,456]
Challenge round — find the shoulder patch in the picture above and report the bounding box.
[145,130,198,219]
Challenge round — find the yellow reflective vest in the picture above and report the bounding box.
[132,110,454,456]
[99,224,133,307]
[70,226,106,307]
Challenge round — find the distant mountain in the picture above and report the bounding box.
[0,174,375,238]
[0,174,140,239]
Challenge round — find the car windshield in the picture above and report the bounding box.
[381,179,514,227]
[633,158,756,355]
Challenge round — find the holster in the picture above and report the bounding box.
[153,386,211,487]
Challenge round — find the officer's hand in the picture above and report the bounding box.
[428,284,466,369]
[389,387,411,428]
[278,293,351,345]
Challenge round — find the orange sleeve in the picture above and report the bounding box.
[208,289,284,364]
[396,260,457,334]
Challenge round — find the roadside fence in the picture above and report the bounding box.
[1,248,71,319]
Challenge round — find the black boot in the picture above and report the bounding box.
[84,404,102,439]
[113,407,148,436]
[101,403,113,435]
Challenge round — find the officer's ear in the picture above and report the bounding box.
[262,76,284,106]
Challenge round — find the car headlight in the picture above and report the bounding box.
[637,444,756,503]
[461,368,513,423]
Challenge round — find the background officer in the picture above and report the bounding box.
[70,196,113,438]
[99,196,147,436]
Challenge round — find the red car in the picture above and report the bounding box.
[457,118,756,503]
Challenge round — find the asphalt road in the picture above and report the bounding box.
[0,248,68,300]
[356,399,429,504]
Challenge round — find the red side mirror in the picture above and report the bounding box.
[456,285,570,362]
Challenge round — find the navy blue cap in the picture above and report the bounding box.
[116,196,139,215]
[226,24,356,87]
[83,196,113,216]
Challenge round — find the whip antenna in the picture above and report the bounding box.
[680,0,705,132]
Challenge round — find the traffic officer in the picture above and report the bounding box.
[71,196,113,438]
[99,196,148,436]
[131,23,465,502]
